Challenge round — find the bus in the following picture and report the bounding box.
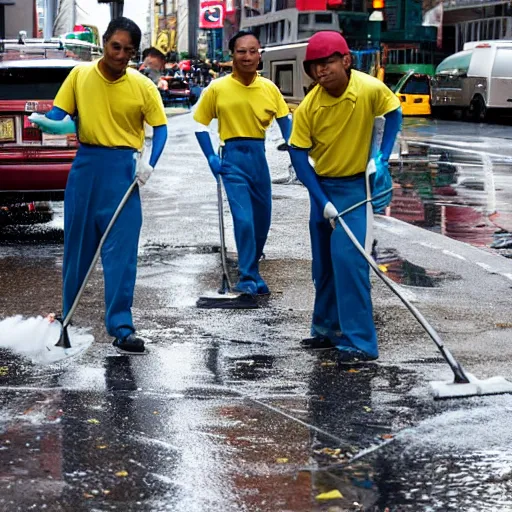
[240,8,340,47]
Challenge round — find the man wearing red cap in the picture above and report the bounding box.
[289,31,402,363]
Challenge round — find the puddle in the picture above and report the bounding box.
[375,247,460,287]
[141,241,220,258]
[228,354,275,380]
[390,144,511,257]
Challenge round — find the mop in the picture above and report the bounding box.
[334,169,512,400]
[196,177,258,309]
[52,177,140,350]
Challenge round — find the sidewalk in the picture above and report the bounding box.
[1,114,512,511]
[164,106,191,117]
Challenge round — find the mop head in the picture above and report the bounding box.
[430,372,512,399]
[196,292,258,309]
[0,314,93,365]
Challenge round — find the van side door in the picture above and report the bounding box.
[489,47,512,109]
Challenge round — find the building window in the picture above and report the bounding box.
[315,13,333,24]
[275,63,294,96]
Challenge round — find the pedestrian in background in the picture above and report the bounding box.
[32,17,168,354]
[289,31,402,363]
[193,30,292,296]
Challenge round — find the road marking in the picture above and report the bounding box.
[442,250,466,261]
[414,241,441,250]
[503,273,512,282]
[476,262,493,271]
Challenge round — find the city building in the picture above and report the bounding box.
[441,0,512,52]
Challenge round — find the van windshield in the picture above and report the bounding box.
[435,50,472,75]
[492,48,512,78]
[0,66,73,100]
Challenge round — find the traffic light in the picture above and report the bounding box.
[372,0,384,8]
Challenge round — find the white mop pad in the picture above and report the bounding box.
[430,372,512,399]
[0,315,94,365]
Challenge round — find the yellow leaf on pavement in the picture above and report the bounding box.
[276,458,288,463]
[115,470,129,477]
[315,490,343,501]
[87,418,100,424]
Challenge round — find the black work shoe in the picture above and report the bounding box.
[113,333,146,355]
[300,336,335,350]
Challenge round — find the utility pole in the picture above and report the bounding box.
[98,0,124,20]
[42,0,58,39]
[110,1,123,19]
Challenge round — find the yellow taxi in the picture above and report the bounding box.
[394,71,432,116]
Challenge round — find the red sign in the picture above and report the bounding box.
[199,1,225,29]
[296,0,326,10]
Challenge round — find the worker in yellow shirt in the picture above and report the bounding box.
[289,31,402,363]
[193,30,291,297]
[31,18,168,354]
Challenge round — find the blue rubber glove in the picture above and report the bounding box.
[135,124,168,186]
[368,154,393,213]
[195,131,222,177]
[149,124,167,168]
[276,115,291,145]
[29,111,76,135]
[368,107,402,213]
[45,106,69,121]
[380,107,402,161]
[289,148,338,223]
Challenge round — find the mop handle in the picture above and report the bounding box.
[336,186,394,218]
[62,179,139,328]
[335,215,471,384]
[216,176,232,289]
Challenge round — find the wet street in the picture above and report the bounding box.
[1,114,512,511]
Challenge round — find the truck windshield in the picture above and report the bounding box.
[492,48,512,78]
[0,67,73,100]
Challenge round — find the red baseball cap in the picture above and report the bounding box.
[303,31,350,77]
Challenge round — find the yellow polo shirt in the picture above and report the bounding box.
[290,70,400,177]
[193,74,289,141]
[54,60,167,150]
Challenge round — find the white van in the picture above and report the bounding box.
[261,42,311,111]
[430,40,512,121]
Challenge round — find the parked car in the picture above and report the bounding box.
[393,71,432,116]
[430,40,512,121]
[0,58,80,224]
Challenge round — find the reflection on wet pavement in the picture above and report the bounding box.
[375,247,461,287]
[390,141,512,258]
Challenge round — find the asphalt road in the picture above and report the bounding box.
[0,115,511,511]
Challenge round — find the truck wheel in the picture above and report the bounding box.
[471,96,487,122]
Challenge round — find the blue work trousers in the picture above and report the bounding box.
[63,144,142,339]
[221,138,271,291]
[310,174,378,358]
